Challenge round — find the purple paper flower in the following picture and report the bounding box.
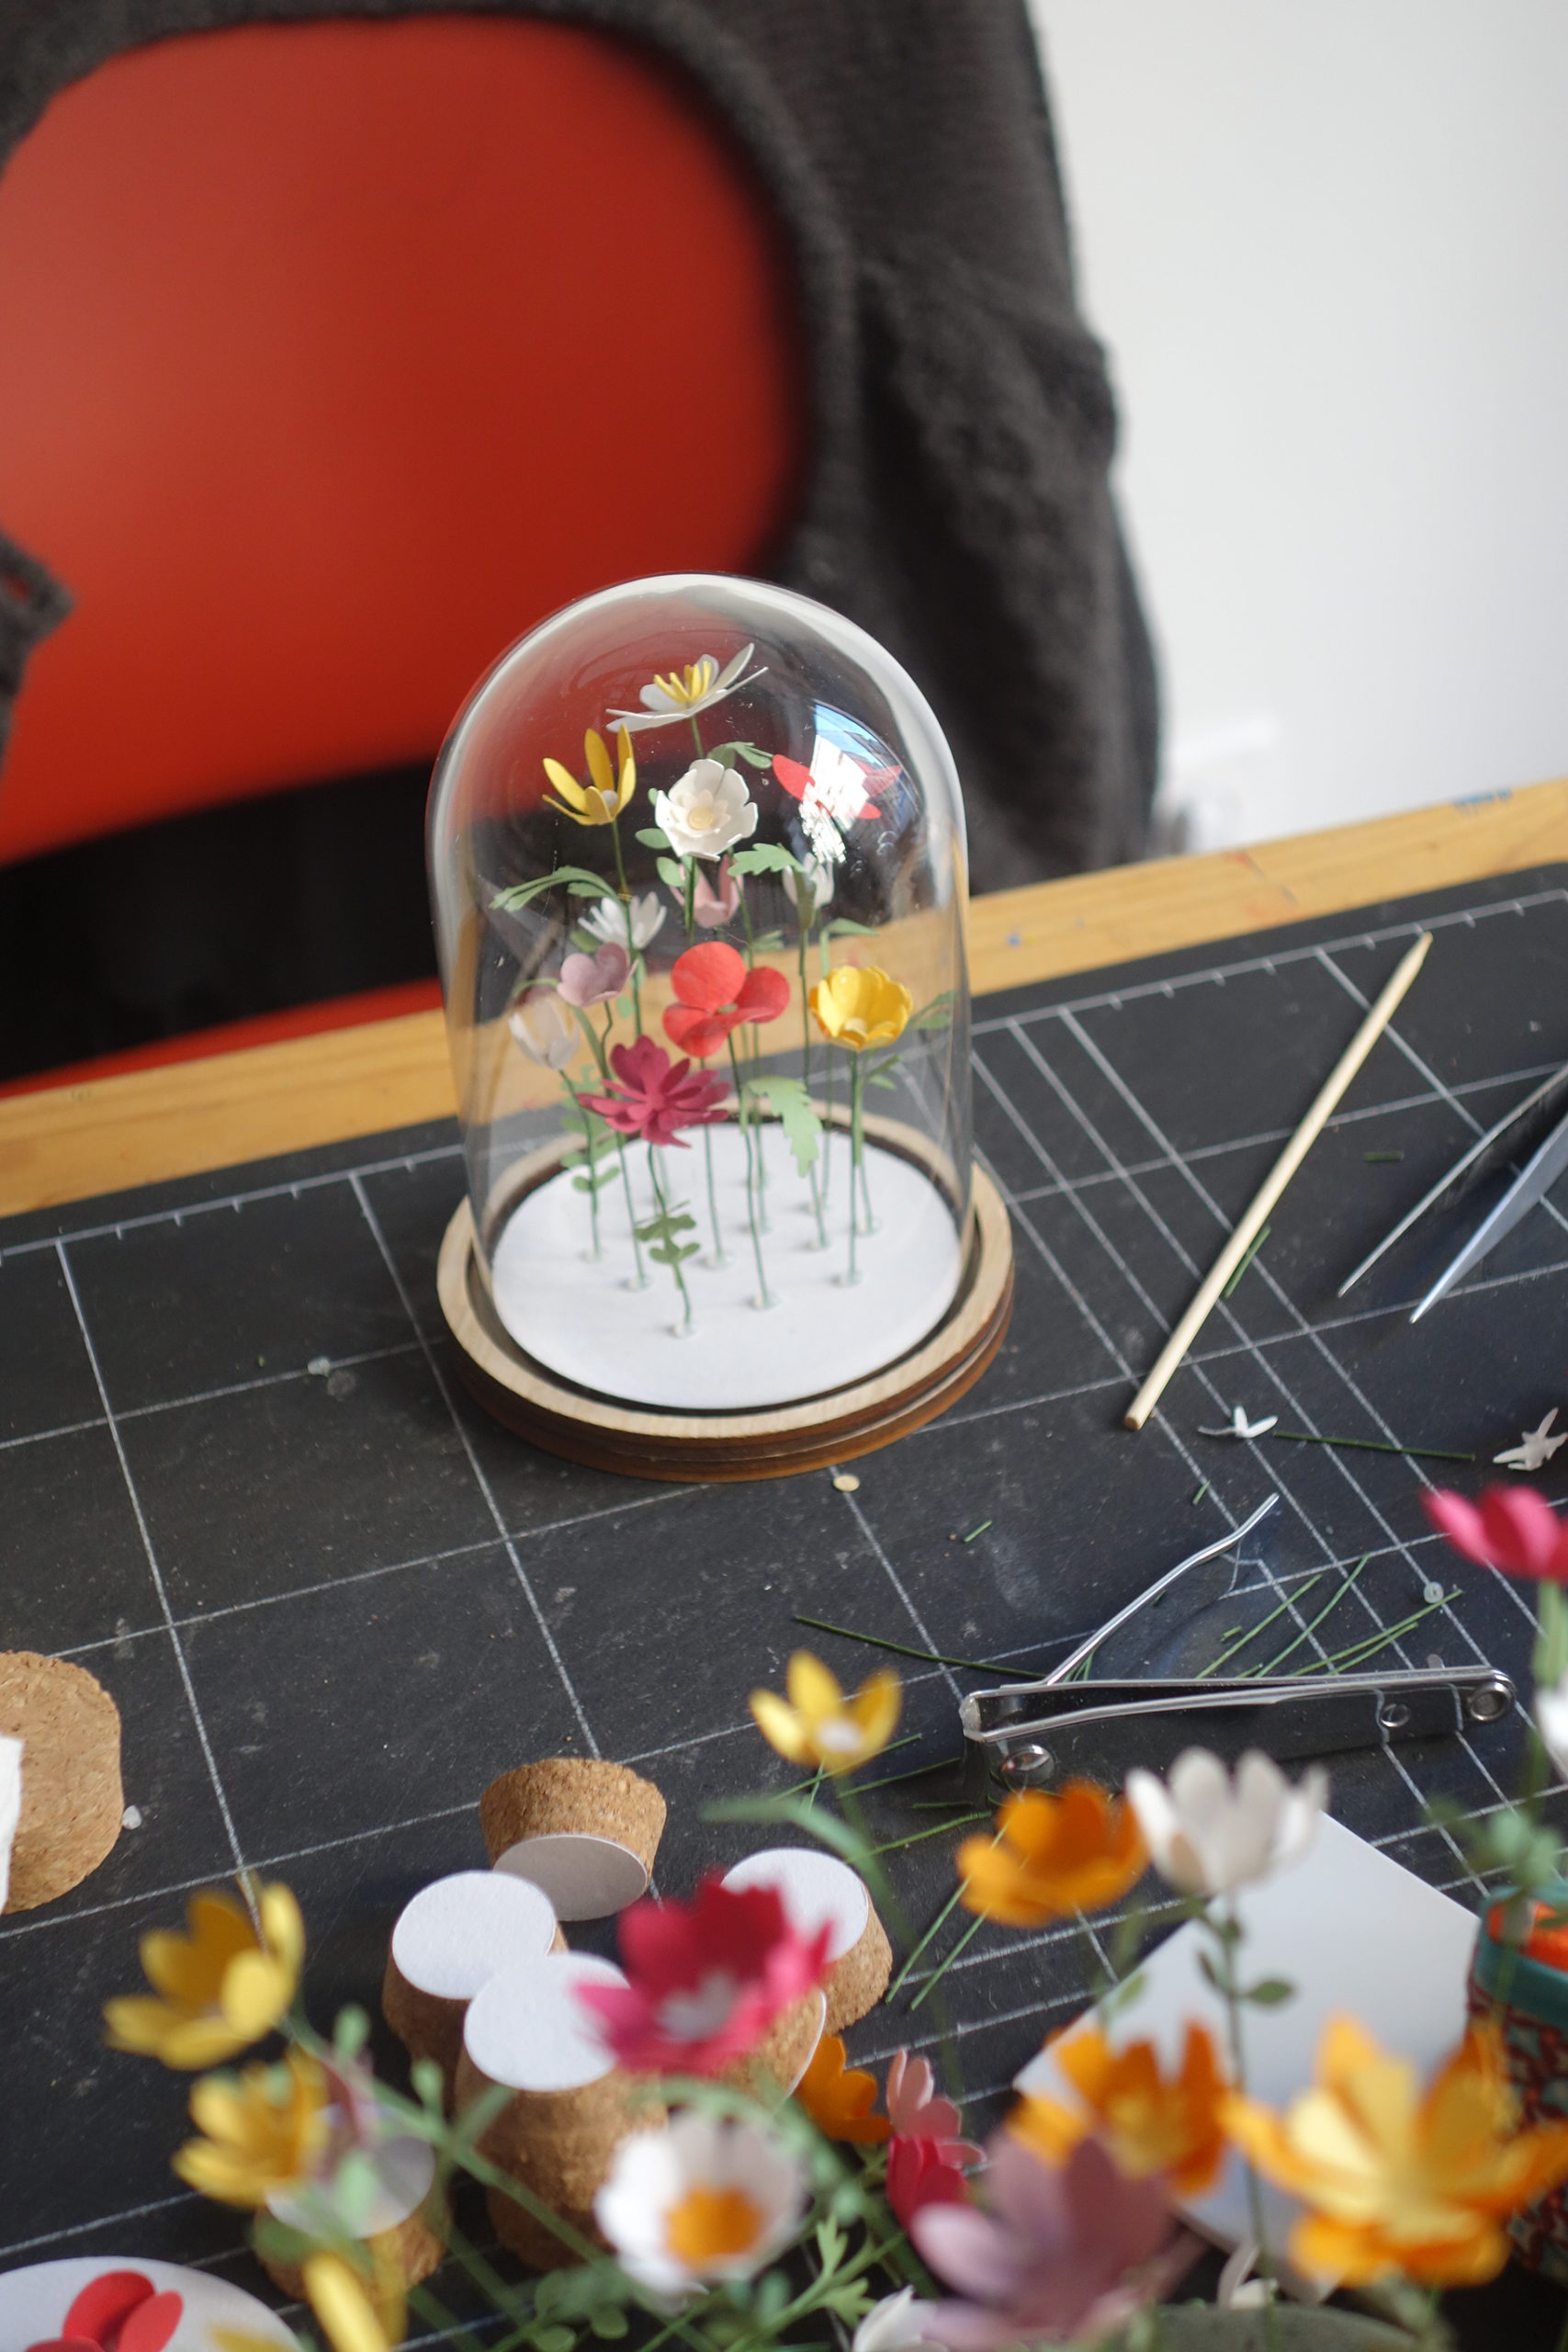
[558,943,632,1009]
[910,2133,1197,2349]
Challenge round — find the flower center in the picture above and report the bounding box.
[658,1971,742,2040]
[815,1717,863,1756]
[686,797,719,832]
[665,2185,765,2266]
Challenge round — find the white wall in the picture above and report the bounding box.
[1031,0,1568,850]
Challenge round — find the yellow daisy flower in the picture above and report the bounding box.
[956,1784,1146,1927]
[104,1882,304,2069]
[1011,2021,1229,2198]
[174,2046,331,2205]
[808,966,912,1051]
[749,1650,900,1774]
[542,727,636,827]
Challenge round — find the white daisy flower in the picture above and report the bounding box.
[594,2113,807,2299]
[1125,1747,1328,1899]
[507,988,577,1070]
[609,644,763,735]
[852,2289,943,2352]
[582,892,667,953]
[653,760,760,863]
[781,858,836,919]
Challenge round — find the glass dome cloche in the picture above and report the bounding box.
[428,573,1013,1480]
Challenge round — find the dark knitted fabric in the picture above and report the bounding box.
[0,0,1157,889]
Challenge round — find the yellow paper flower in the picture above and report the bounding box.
[749,1651,901,1774]
[808,966,912,1051]
[104,1882,304,2069]
[1224,2015,1568,2287]
[795,2033,890,2144]
[173,2046,331,2205]
[542,726,637,827]
[302,2250,404,2352]
[956,1784,1146,1927]
[1010,2022,1229,2198]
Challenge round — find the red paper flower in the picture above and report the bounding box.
[28,2272,184,2352]
[581,1036,728,1148]
[1423,1484,1568,1582]
[576,1874,832,2076]
[887,2134,972,2229]
[886,2049,984,2168]
[662,943,791,1062]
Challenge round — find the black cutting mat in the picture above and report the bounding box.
[5,864,1568,2338]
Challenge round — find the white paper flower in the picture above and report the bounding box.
[782,858,836,919]
[1125,1747,1328,1898]
[653,761,760,863]
[1495,1410,1567,1473]
[1537,1670,1568,1777]
[1198,1406,1278,1440]
[507,987,577,1070]
[583,892,667,953]
[609,644,762,735]
[595,2113,807,2298]
[853,2289,943,2352]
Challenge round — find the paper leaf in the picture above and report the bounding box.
[865,1071,897,1091]
[634,1208,698,1248]
[913,989,957,1029]
[825,917,878,937]
[729,842,805,877]
[1244,1977,1296,2008]
[634,826,671,850]
[491,865,612,910]
[656,855,686,892]
[708,740,774,769]
[748,1076,822,1174]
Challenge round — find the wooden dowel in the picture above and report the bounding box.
[1123,931,1433,1430]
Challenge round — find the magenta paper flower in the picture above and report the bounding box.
[581,1036,728,1149]
[558,942,632,1009]
[576,1875,832,2076]
[1424,1483,1568,1582]
[911,2133,1197,2350]
[886,2050,984,2169]
[28,2271,184,2352]
[692,858,742,930]
[887,2134,971,2230]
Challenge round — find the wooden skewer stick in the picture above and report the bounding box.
[1123,930,1433,1431]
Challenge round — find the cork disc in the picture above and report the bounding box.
[0,1651,122,1911]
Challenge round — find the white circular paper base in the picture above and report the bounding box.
[464,1952,626,2091]
[493,1830,649,1920]
[0,2258,298,2350]
[489,1125,964,1411]
[270,2132,435,2238]
[392,1868,558,1996]
[724,1849,869,1962]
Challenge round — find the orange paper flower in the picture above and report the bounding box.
[795,2033,890,2144]
[956,1784,1146,1928]
[1010,2023,1229,2199]
[1224,2015,1568,2287]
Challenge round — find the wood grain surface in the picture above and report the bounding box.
[2,777,1563,1216]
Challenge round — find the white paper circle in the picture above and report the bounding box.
[784,1988,829,2091]
[0,2258,298,2350]
[489,1127,964,1410]
[269,2129,436,2237]
[492,1830,649,1920]
[391,1868,558,1996]
[463,1952,626,2091]
[724,1848,869,1960]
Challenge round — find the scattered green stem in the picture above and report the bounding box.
[909,1905,987,2013]
[1222,1224,1270,1297]
[1254,1555,1371,1676]
[1269,1428,1475,1465]
[791,1611,1046,1678]
[1197,1577,1324,1679]
[1295,1589,1461,1675]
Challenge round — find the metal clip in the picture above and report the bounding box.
[961,1665,1515,1804]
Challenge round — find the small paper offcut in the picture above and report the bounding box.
[832,1473,860,1492]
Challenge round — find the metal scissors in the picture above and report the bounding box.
[1337,1055,1568,1320]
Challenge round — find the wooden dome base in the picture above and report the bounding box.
[436,1161,1013,1483]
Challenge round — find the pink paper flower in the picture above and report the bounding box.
[887,2135,972,2229]
[576,1874,832,2076]
[28,2272,184,2352]
[911,2133,1197,2350]
[1423,1484,1568,1582]
[692,858,742,930]
[886,2050,984,2168]
[581,1037,728,1149]
[558,943,632,1008]
[662,942,791,1062]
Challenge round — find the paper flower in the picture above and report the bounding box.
[595,2112,807,2296]
[1125,1747,1327,1899]
[1494,1408,1567,1472]
[301,2251,401,2352]
[956,1784,1145,1928]
[888,2135,971,2229]
[809,966,912,1051]
[1197,1405,1279,1440]
[558,943,632,1009]
[782,856,836,916]
[663,943,791,1060]
[749,1650,902,1774]
[609,643,762,735]
[577,1874,831,2076]
[104,1883,304,2069]
[542,727,636,827]
[583,891,667,953]
[692,857,742,930]
[507,988,578,1069]
[1424,1483,1568,1581]
[174,2046,331,2204]
[1224,2015,1568,2287]
[27,2273,184,2352]
[885,2050,983,2169]
[795,2032,889,2144]
[1009,2023,1228,2199]
[911,2133,1194,2350]
[653,760,760,862]
[581,1037,728,1149]
[852,2288,943,2352]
